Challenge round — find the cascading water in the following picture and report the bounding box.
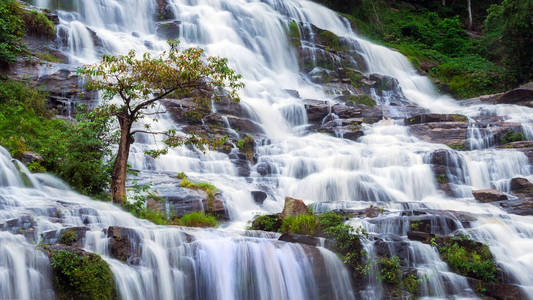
[3,0,533,299]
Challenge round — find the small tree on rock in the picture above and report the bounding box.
[78,41,243,204]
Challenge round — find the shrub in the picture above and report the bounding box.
[500,130,525,145]
[403,273,420,294]
[436,235,497,282]
[318,212,344,229]
[59,230,77,246]
[179,211,218,228]
[0,0,25,67]
[49,250,117,300]
[250,214,281,232]
[21,10,56,38]
[347,95,376,107]
[378,256,402,285]
[280,215,320,235]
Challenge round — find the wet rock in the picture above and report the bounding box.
[472,189,508,203]
[0,214,37,241]
[429,149,469,196]
[58,227,89,247]
[256,161,275,176]
[280,197,308,219]
[303,99,330,125]
[251,191,267,204]
[496,82,533,108]
[405,114,468,125]
[278,233,326,248]
[164,186,229,220]
[226,116,264,135]
[21,151,43,164]
[498,141,533,164]
[510,177,533,197]
[283,89,300,98]
[467,278,524,300]
[498,199,533,216]
[107,226,142,265]
[156,20,181,40]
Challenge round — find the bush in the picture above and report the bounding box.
[0,80,114,198]
[436,235,497,282]
[250,214,282,232]
[21,10,56,38]
[378,256,402,285]
[179,211,218,228]
[318,212,345,229]
[500,130,525,144]
[59,230,77,246]
[280,215,320,235]
[49,250,117,300]
[0,0,25,67]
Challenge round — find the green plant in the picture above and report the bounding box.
[436,174,449,184]
[500,130,525,145]
[21,10,56,38]
[59,230,77,246]
[378,256,402,285]
[27,161,46,173]
[403,273,420,294]
[176,172,187,180]
[280,215,320,235]
[0,0,25,67]
[250,214,281,232]
[437,235,497,282]
[318,212,345,229]
[49,250,117,300]
[179,211,218,228]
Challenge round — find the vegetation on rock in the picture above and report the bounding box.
[317,0,532,99]
[178,211,218,228]
[48,249,117,300]
[78,41,243,204]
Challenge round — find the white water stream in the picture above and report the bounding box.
[2,0,533,299]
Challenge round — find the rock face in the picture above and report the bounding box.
[163,187,229,220]
[498,141,533,165]
[497,82,533,108]
[510,177,533,197]
[107,226,142,265]
[280,197,308,219]
[251,191,267,204]
[472,189,508,203]
[406,114,469,149]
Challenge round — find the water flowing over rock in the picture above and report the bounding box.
[3,0,533,299]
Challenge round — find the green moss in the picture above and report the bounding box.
[346,94,376,108]
[288,21,301,47]
[378,256,402,285]
[280,215,320,235]
[59,230,77,246]
[178,211,218,228]
[446,142,467,151]
[249,214,282,232]
[318,30,345,52]
[49,249,117,300]
[500,130,525,145]
[436,235,497,282]
[179,177,218,213]
[450,114,468,122]
[35,51,62,63]
[410,220,422,231]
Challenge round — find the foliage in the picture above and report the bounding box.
[0,80,113,197]
[378,256,402,285]
[49,249,117,300]
[178,211,218,227]
[59,230,77,246]
[280,215,320,235]
[500,130,525,144]
[21,10,56,38]
[327,0,529,98]
[403,273,420,295]
[318,212,345,229]
[78,41,243,203]
[124,182,169,224]
[0,0,25,67]
[250,214,282,231]
[436,235,497,282]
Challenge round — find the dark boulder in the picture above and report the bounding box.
[472,189,508,203]
[107,226,142,265]
[497,82,533,108]
[510,177,533,197]
[251,191,267,204]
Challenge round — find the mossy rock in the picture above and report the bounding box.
[346,94,376,108]
[288,20,301,47]
[433,235,498,283]
[250,214,282,232]
[43,245,118,300]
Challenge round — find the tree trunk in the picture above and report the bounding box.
[442,0,446,6]
[466,0,473,29]
[112,111,133,205]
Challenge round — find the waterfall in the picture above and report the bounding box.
[3,0,533,299]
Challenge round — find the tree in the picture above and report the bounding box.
[466,0,473,29]
[79,41,243,204]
